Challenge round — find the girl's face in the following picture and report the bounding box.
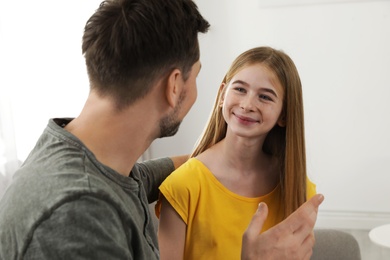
[221,63,285,139]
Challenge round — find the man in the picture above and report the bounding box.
[0,0,323,259]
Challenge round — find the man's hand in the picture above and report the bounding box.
[241,194,324,260]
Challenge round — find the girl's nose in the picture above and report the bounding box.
[240,96,255,112]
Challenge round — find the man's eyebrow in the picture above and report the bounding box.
[232,80,278,97]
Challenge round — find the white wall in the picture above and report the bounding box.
[0,0,101,161]
[1,0,389,229]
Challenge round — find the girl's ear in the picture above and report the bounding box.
[165,69,182,108]
[277,114,286,127]
[219,83,226,107]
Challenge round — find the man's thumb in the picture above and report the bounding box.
[244,202,268,238]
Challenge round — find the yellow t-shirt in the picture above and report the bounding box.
[157,158,316,260]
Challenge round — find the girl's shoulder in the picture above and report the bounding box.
[195,145,222,169]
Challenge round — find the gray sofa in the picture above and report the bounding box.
[312,229,361,260]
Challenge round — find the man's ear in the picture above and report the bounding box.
[165,69,182,108]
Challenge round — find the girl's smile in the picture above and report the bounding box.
[233,112,260,125]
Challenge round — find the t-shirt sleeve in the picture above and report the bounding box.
[133,157,175,203]
[155,162,199,225]
[24,196,132,260]
[306,178,317,200]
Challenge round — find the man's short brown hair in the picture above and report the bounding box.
[82,0,210,110]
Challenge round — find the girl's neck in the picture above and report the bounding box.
[219,134,267,172]
[196,131,280,197]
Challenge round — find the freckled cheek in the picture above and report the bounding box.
[269,109,283,124]
[224,94,239,107]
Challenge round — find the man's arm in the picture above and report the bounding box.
[241,194,324,260]
[135,155,189,203]
[169,155,190,170]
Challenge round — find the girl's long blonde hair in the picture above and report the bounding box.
[191,46,306,218]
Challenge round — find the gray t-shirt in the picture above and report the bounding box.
[0,118,175,259]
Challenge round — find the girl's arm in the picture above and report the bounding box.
[158,196,186,260]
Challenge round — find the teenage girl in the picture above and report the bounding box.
[156,46,316,260]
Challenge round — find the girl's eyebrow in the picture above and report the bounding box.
[232,79,278,98]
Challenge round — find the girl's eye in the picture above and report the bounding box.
[259,94,272,101]
[235,87,246,93]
